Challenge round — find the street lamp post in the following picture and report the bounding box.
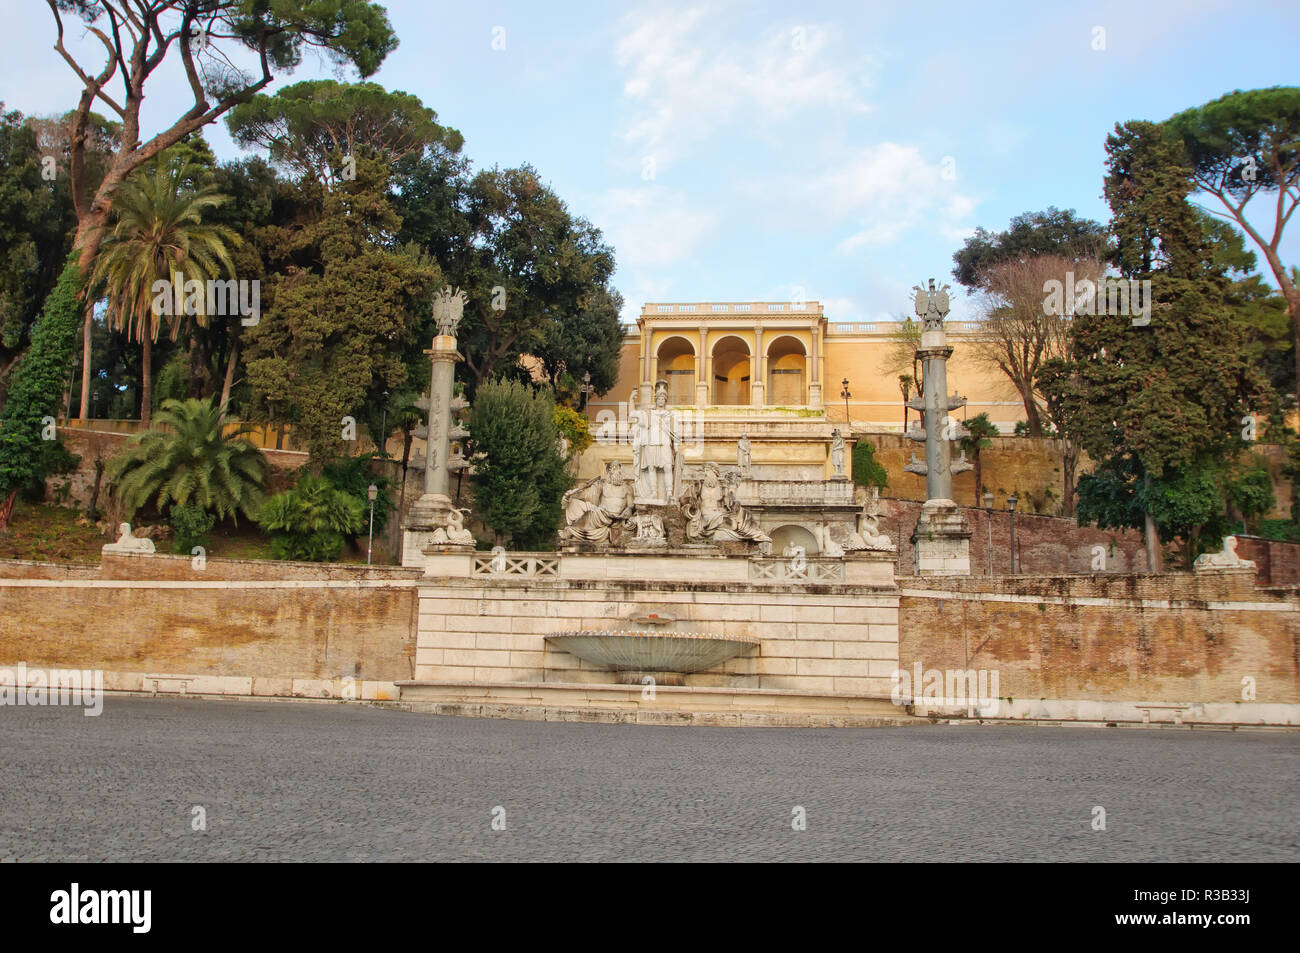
[579,371,594,410]
[983,490,994,575]
[366,483,378,565]
[840,378,852,427]
[1007,493,1018,574]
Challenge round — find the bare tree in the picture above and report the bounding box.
[968,254,1103,437]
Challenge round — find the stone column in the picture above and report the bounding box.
[907,279,971,577]
[640,320,653,409]
[751,325,765,407]
[423,337,459,498]
[403,290,467,567]
[807,325,823,409]
[696,327,709,406]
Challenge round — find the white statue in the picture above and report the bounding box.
[1193,536,1257,572]
[632,511,666,543]
[632,380,680,504]
[430,508,474,546]
[561,461,635,544]
[820,521,845,557]
[432,286,467,337]
[680,464,771,551]
[831,428,846,478]
[102,522,155,554]
[737,433,751,475]
[846,487,895,551]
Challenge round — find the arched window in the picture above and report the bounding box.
[657,337,696,405]
[712,336,751,406]
[766,336,807,405]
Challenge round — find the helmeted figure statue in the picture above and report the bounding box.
[631,380,681,505]
[561,461,635,544]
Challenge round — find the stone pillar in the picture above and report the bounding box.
[807,325,823,409]
[403,291,467,566]
[751,325,765,407]
[696,327,709,406]
[907,279,970,577]
[640,320,653,409]
[423,336,459,498]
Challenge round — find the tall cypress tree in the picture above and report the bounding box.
[1040,121,1268,567]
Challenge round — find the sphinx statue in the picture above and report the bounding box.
[1193,536,1256,573]
[102,522,155,555]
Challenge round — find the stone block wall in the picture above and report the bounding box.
[899,572,1300,708]
[413,558,900,696]
[881,497,1151,577]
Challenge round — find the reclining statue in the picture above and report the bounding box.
[561,461,635,544]
[680,465,771,552]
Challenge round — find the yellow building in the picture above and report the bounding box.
[599,300,1025,429]
[578,300,1029,483]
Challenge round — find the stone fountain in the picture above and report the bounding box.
[544,610,758,686]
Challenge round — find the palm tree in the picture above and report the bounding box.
[108,397,269,523]
[90,158,239,424]
[959,412,1000,507]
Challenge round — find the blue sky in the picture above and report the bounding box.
[6,1,1300,322]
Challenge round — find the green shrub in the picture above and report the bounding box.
[170,504,215,554]
[321,453,392,535]
[852,440,888,488]
[259,475,364,562]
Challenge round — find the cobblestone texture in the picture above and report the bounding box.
[0,697,1295,862]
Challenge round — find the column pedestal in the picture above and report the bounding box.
[910,499,971,576]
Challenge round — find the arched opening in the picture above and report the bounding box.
[767,336,807,405]
[770,524,820,556]
[657,336,696,405]
[712,336,751,405]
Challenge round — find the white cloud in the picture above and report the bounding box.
[734,142,979,254]
[594,186,718,271]
[614,7,874,168]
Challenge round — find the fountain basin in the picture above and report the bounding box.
[545,629,759,677]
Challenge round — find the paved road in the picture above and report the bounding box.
[0,697,1295,862]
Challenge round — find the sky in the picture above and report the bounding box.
[5,0,1300,324]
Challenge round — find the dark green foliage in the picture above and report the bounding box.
[851,440,888,488]
[259,474,364,562]
[1040,120,1270,564]
[0,256,83,500]
[1225,456,1276,528]
[467,378,570,547]
[226,80,461,185]
[321,453,392,535]
[242,155,440,465]
[170,503,216,554]
[951,207,1110,289]
[1250,518,1300,542]
[0,107,73,380]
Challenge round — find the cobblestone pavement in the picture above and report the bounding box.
[0,697,1296,862]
